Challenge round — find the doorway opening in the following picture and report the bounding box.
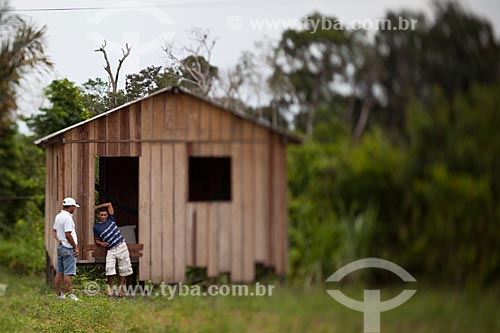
[96,157,139,244]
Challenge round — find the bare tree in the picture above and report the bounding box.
[216,52,258,112]
[216,44,277,123]
[163,29,217,96]
[350,39,384,143]
[95,40,131,108]
[216,66,246,109]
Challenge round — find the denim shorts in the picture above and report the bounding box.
[56,245,76,276]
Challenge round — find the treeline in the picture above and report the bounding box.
[285,3,500,286]
[288,83,500,286]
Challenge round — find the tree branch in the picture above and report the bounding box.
[94,40,131,108]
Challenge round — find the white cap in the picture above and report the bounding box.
[62,197,80,207]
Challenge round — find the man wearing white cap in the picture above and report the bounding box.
[52,197,80,301]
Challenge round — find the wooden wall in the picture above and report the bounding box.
[44,91,288,283]
[44,144,60,269]
[44,103,142,263]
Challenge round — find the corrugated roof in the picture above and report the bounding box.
[34,86,303,146]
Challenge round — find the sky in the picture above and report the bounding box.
[8,0,500,121]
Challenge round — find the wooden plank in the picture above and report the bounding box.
[197,142,213,156]
[96,117,107,156]
[88,243,144,251]
[141,98,154,141]
[230,143,243,282]
[186,95,201,141]
[46,144,50,256]
[87,122,96,261]
[272,134,282,272]
[279,141,289,274]
[71,130,78,201]
[162,144,175,282]
[218,202,231,272]
[106,111,120,156]
[207,203,219,277]
[119,106,131,156]
[254,127,269,263]
[81,126,90,260]
[68,129,82,258]
[138,144,151,281]
[262,134,272,266]
[150,143,163,282]
[153,95,164,140]
[199,100,211,141]
[254,143,266,263]
[90,243,143,259]
[220,111,232,141]
[185,203,194,267]
[189,142,200,156]
[173,143,186,281]
[63,136,72,197]
[50,146,59,267]
[129,102,141,156]
[267,131,276,268]
[57,144,63,203]
[210,106,223,141]
[129,104,137,156]
[207,141,223,276]
[44,147,51,254]
[193,141,211,269]
[92,252,142,258]
[175,95,187,141]
[218,142,232,272]
[50,146,56,264]
[164,93,176,140]
[196,203,208,267]
[51,146,58,268]
[231,115,242,141]
[76,129,84,258]
[46,146,54,268]
[242,123,255,282]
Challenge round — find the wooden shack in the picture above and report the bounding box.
[35,86,300,284]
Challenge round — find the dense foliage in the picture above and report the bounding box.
[289,84,500,286]
[283,2,500,286]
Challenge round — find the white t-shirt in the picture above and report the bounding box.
[53,210,78,248]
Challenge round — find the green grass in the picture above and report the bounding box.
[0,266,499,332]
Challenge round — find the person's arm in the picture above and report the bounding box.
[65,232,79,257]
[95,238,109,248]
[52,229,62,245]
[95,202,114,215]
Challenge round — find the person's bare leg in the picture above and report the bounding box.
[118,276,126,297]
[107,276,115,295]
[55,272,63,295]
[63,275,72,294]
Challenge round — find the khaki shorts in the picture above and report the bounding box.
[106,242,133,276]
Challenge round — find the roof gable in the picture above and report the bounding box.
[34,86,302,146]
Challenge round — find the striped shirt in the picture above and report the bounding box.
[93,215,125,249]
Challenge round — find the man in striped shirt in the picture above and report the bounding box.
[94,202,133,297]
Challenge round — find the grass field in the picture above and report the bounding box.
[0,266,499,333]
